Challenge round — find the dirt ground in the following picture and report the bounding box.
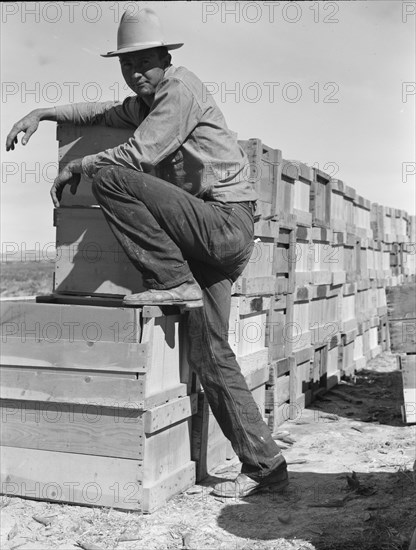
[1,351,415,550]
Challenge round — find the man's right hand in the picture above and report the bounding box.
[6,111,42,151]
[5,108,57,151]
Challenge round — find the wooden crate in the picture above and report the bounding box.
[340,282,358,333]
[0,301,191,410]
[1,395,196,512]
[295,226,333,286]
[57,124,134,207]
[265,356,293,431]
[353,333,366,371]
[398,354,416,424]
[266,293,294,362]
[228,296,271,358]
[378,314,390,351]
[329,179,346,234]
[329,232,347,286]
[289,347,314,417]
[281,160,312,227]
[232,225,296,295]
[308,284,342,348]
[386,283,416,354]
[369,324,382,358]
[370,203,384,241]
[341,328,357,377]
[343,185,357,235]
[238,139,285,222]
[394,209,409,244]
[326,341,342,389]
[292,287,312,354]
[384,207,397,244]
[353,195,372,239]
[54,207,146,296]
[403,242,416,278]
[310,168,331,228]
[232,239,276,296]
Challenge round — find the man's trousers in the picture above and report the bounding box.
[92,166,286,479]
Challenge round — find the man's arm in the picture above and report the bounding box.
[5,108,57,151]
[6,99,141,151]
[81,78,202,178]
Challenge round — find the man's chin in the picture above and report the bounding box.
[136,87,153,98]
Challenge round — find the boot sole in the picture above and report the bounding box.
[212,477,289,499]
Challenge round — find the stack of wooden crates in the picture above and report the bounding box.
[1,126,415,512]
[1,126,197,512]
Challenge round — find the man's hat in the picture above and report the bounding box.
[101,8,183,57]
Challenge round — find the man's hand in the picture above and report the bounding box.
[50,160,83,207]
[6,111,42,151]
[6,108,57,151]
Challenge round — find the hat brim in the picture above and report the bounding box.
[101,42,183,57]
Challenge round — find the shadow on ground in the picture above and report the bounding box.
[216,469,415,550]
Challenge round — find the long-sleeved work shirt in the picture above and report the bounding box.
[54,65,258,203]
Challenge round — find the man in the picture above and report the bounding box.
[6,8,288,498]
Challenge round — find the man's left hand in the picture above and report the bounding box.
[50,159,83,207]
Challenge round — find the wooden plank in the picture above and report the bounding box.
[143,394,198,433]
[400,354,416,424]
[0,399,145,459]
[0,301,142,342]
[0,366,188,411]
[1,446,143,508]
[1,395,195,460]
[1,446,195,512]
[0,366,140,405]
[140,461,195,513]
[1,337,148,372]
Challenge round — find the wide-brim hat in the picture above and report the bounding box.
[102,8,183,57]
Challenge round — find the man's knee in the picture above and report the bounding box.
[92,166,114,197]
[92,166,128,199]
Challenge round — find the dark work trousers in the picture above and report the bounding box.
[92,166,286,479]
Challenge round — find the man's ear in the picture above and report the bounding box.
[165,53,172,68]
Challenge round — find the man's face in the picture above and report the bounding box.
[119,49,166,99]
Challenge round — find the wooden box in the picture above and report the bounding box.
[238,139,283,222]
[266,293,294,362]
[329,179,346,234]
[265,356,294,431]
[281,159,312,227]
[54,207,145,296]
[0,301,191,410]
[1,394,196,512]
[57,124,134,207]
[232,225,296,296]
[353,195,372,239]
[279,159,313,227]
[310,168,331,228]
[295,226,333,286]
[386,284,416,354]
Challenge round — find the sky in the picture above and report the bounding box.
[1,0,415,252]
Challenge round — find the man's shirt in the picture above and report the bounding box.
[54,65,258,203]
